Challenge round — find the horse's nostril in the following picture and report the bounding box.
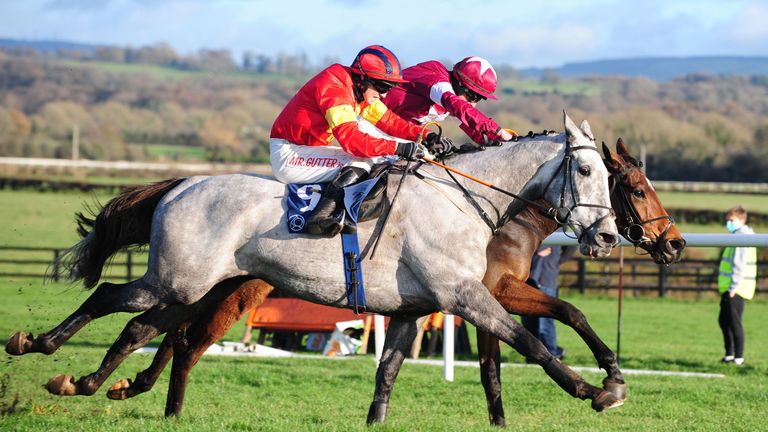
[598,232,618,247]
[667,239,685,252]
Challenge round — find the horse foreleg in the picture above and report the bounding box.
[493,274,626,399]
[6,280,159,356]
[477,328,505,426]
[366,315,425,424]
[451,280,622,413]
[46,302,184,397]
[165,279,274,417]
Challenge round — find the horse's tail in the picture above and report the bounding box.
[61,177,187,289]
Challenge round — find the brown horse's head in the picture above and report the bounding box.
[602,138,686,264]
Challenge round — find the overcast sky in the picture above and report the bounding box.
[2,0,767,68]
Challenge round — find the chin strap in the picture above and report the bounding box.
[351,74,366,103]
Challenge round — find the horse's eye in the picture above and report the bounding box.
[632,189,645,199]
[578,166,591,176]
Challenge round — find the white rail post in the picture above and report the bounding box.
[443,314,454,382]
[374,314,385,364]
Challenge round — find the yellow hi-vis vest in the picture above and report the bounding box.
[718,246,757,300]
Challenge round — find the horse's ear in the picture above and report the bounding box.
[579,120,595,141]
[616,137,630,156]
[602,141,614,160]
[602,141,621,172]
[564,110,579,142]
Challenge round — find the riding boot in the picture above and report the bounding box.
[306,166,368,236]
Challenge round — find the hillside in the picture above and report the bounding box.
[1,50,768,182]
[0,38,98,54]
[520,56,768,82]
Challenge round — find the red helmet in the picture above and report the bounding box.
[350,45,407,83]
[453,56,498,100]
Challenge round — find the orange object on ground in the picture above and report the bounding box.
[245,298,379,332]
[422,312,463,330]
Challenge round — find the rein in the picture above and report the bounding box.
[426,139,614,238]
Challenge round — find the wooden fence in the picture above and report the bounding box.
[1,245,765,298]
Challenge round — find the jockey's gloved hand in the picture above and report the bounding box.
[425,132,455,156]
[395,141,426,161]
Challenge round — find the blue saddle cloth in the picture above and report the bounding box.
[285,179,381,233]
[285,183,325,233]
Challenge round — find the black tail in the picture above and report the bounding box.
[61,177,187,288]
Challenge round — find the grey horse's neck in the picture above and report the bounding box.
[423,134,567,232]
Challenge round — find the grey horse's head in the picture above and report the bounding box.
[544,112,619,258]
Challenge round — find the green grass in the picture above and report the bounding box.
[0,190,114,248]
[133,143,208,161]
[500,79,604,97]
[657,191,768,214]
[59,59,303,84]
[1,282,766,431]
[1,190,767,430]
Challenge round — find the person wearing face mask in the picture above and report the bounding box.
[718,205,757,366]
[270,45,434,236]
[381,56,516,150]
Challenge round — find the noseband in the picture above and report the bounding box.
[608,162,675,256]
[539,140,615,242]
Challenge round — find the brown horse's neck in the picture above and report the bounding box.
[484,200,558,288]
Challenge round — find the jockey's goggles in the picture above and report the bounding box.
[366,78,398,94]
[460,85,487,103]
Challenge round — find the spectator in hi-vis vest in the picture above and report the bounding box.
[718,205,757,366]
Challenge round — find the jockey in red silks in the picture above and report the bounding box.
[270,45,439,236]
[382,56,516,151]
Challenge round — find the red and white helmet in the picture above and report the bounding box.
[453,56,498,100]
[350,45,407,83]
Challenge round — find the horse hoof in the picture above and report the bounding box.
[46,374,78,396]
[602,378,628,401]
[366,402,388,424]
[591,390,624,412]
[5,331,33,355]
[107,379,133,400]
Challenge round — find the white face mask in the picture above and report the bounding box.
[726,220,743,233]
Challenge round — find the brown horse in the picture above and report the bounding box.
[94,138,684,419]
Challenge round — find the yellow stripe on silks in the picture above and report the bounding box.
[361,99,389,125]
[325,105,359,129]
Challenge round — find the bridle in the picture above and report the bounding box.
[440,136,615,240]
[608,160,675,256]
[537,138,615,242]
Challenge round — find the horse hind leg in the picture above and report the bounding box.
[165,279,274,416]
[6,279,161,356]
[104,277,273,415]
[46,300,188,397]
[107,330,177,400]
[493,274,626,400]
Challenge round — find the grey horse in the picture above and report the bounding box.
[7,112,622,422]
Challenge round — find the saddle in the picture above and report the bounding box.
[286,164,390,234]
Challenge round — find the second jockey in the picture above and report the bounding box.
[382,56,515,151]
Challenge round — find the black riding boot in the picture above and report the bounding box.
[306,166,368,236]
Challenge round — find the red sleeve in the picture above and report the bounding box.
[375,109,423,142]
[441,92,501,144]
[332,122,398,157]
